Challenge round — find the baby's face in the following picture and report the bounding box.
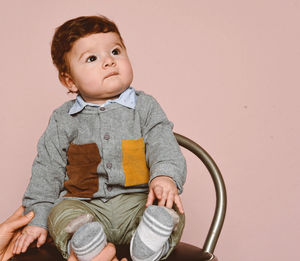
[63,32,133,104]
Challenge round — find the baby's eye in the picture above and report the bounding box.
[86,55,97,63]
[111,48,121,56]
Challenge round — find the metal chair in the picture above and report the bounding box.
[10,133,227,261]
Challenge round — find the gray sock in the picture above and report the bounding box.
[130,205,178,261]
[71,221,107,261]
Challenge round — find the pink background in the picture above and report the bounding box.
[1,1,299,260]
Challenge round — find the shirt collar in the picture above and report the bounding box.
[69,87,136,115]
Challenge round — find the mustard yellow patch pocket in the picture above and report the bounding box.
[122,137,150,187]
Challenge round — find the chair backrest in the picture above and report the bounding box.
[174,133,227,255]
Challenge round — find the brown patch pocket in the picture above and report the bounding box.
[64,143,101,198]
[122,138,150,187]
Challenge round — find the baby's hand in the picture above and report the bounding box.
[13,225,47,255]
[146,176,184,214]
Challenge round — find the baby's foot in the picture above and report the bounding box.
[71,221,107,261]
[130,205,179,261]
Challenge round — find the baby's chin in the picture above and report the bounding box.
[103,85,130,97]
[101,89,126,100]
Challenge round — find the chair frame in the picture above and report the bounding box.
[174,133,227,256]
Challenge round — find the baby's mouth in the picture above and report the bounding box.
[104,72,118,79]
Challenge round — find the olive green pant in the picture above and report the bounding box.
[48,193,185,259]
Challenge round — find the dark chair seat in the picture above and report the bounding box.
[117,243,216,261]
[10,241,216,261]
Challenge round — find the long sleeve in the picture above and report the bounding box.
[140,95,186,194]
[23,112,68,229]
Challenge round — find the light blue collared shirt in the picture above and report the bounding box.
[68,87,136,115]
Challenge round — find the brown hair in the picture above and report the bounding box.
[51,15,124,76]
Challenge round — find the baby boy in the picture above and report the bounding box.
[13,16,186,261]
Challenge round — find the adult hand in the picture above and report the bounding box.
[146,176,184,214]
[0,206,34,261]
[68,243,127,261]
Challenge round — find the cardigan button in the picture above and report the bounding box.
[106,162,112,169]
[104,133,110,140]
[107,186,112,192]
[100,107,106,111]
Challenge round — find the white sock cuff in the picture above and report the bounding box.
[135,206,174,252]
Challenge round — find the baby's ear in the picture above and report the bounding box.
[59,72,78,93]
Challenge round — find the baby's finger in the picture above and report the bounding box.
[13,233,22,254]
[21,236,33,253]
[157,191,168,207]
[166,192,175,209]
[153,186,163,200]
[146,189,155,207]
[37,232,47,248]
[174,195,184,214]
[14,234,28,254]
[14,234,27,254]
[21,235,36,253]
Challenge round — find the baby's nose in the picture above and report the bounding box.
[103,55,115,68]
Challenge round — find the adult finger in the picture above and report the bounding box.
[67,255,76,261]
[67,249,77,261]
[68,243,117,261]
[92,243,116,261]
[145,189,155,207]
[5,206,25,223]
[174,195,184,214]
[8,212,34,232]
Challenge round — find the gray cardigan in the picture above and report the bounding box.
[23,90,186,229]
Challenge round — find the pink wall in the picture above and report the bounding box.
[1,1,299,260]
